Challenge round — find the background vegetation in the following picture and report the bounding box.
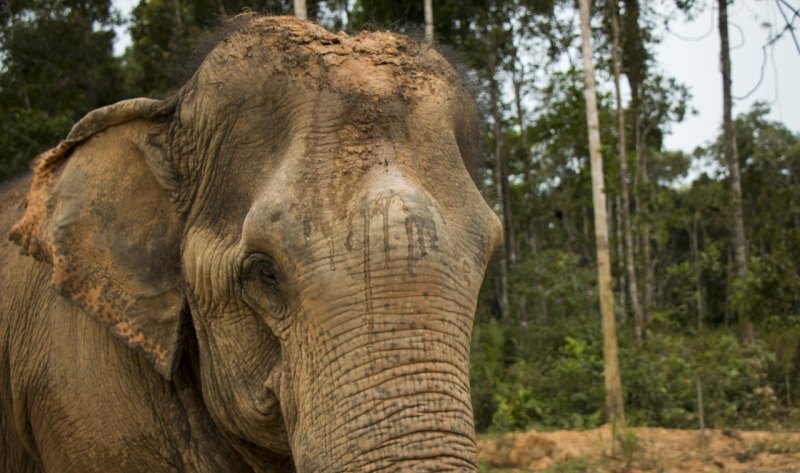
[2,0,799,433]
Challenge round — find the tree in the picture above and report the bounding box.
[578,0,625,425]
[127,0,195,97]
[700,103,800,326]
[608,0,644,341]
[126,0,312,97]
[486,12,515,319]
[424,0,433,42]
[717,0,752,339]
[294,0,306,19]
[0,0,124,179]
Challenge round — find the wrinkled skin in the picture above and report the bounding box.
[0,16,501,472]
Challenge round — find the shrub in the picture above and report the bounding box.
[471,322,788,432]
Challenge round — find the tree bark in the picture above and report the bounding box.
[691,213,706,330]
[579,0,626,426]
[511,52,531,325]
[620,0,649,327]
[424,0,434,43]
[633,126,653,326]
[718,0,753,340]
[643,215,654,324]
[610,0,644,341]
[615,197,627,318]
[487,29,513,318]
[511,54,536,258]
[294,0,307,20]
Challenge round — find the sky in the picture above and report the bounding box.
[111,0,799,154]
[112,0,139,57]
[655,0,800,153]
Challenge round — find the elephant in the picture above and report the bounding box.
[0,15,501,472]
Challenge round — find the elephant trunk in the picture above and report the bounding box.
[283,175,485,472]
[291,315,479,472]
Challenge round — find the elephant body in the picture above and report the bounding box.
[0,16,501,472]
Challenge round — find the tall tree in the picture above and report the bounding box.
[487,22,514,319]
[609,0,644,340]
[616,0,653,324]
[511,47,534,253]
[578,0,625,425]
[717,0,752,339]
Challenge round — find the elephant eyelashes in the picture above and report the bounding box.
[258,265,278,286]
[242,253,286,319]
[244,253,281,285]
[251,257,279,286]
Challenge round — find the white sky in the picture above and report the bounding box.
[656,0,800,153]
[111,0,799,153]
[112,0,138,56]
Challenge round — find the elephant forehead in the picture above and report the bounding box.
[201,15,459,100]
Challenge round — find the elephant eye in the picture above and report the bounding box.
[242,253,287,319]
[257,262,278,286]
[245,253,281,287]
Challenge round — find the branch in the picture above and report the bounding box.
[734,45,768,99]
[775,0,800,55]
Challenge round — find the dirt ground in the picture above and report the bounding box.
[478,425,800,472]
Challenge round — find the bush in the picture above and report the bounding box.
[471,322,788,432]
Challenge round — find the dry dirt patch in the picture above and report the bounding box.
[478,425,800,472]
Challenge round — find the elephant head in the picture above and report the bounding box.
[10,16,501,472]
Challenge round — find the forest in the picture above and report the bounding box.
[1,0,799,444]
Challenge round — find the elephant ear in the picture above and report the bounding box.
[9,98,185,379]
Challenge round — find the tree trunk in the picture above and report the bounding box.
[512,54,536,257]
[510,52,530,325]
[294,0,307,20]
[632,110,651,327]
[614,197,627,318]
[790,332,800,407]
[725,247,733,327]
[621,0,648,328]
[487,29,513,318]
[691,213,706,330]
[610,0,644,341]
[579,0,626,426]
[424,0,434,43]
[643,217,654,324]
[633,130,653,327]
[718,0,753,340]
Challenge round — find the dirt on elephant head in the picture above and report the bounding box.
[201,15,461,103]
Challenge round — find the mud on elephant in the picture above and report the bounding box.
[0,15,501,472]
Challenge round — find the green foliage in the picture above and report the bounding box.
[0,107,73,180]
[126,0,300,96]
[509,250,599,324]
[471,320,506,431]
[471,322,788,432]
[615,428,640,469]
[471,315,606,432]
[0,0,124,177]
[694,104,800,326]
